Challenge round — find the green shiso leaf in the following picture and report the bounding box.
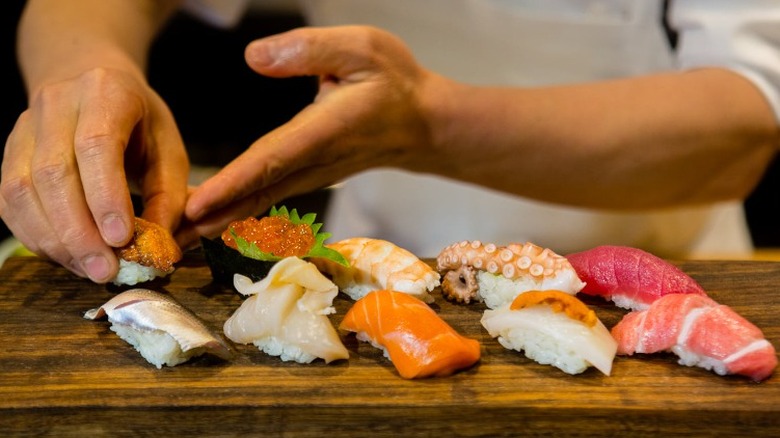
[231,206,349,267]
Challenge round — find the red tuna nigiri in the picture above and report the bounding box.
[340,289,481,379]
[566,245,706,310]
[611,293,777,382]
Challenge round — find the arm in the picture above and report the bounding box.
[181,25,779,244]
[0,0,189,283]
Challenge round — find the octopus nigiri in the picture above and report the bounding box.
[84,289,232,368]
[223,256,349,364]
[312,237,440,303]
[340,289,481,379]
[611,293,777,381]
[437,240,585,309]
[566,245,706,311]
[481,290,617,376]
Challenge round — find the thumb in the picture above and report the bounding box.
[244,26,408,79]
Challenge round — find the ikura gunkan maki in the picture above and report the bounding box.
[202,206,349,285]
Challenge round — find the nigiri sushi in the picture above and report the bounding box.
[339,289,481,379]
[566,245,706,310]
[312,237,440,303]
[84,289,232,368]
[112,217,182,286]
[611,293,777,381]
[481,290,617,376]
[437,240,585,309]
[223,256,349,364]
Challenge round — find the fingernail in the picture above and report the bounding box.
[82,254,111,283]
[102,214,128,246]
[246,40,272,66]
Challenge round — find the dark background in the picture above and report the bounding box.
[1,1,779,248]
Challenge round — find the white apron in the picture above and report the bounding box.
[299,0,753,258]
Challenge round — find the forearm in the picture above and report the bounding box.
[423,68,780,210]
[17,0,183,96]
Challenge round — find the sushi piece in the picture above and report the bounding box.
[203,206,348,285]
[481,290,617,376]
[566,245,706,311]
[223,256,349,364]
[611,293,777,381]
[84,288,232,368]
[112,217,182,286]
[436,240,585,309]
[312,237,440,303]
[339,289,481,379]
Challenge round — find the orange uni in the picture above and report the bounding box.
[510,290,598,327]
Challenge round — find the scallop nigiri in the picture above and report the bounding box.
[223,256,349,364]
[339,289,480,379]
[566,245,706,310]
[312,237,440,303]
[481,290,617,376]
[84,289,232,368]
[611,293,777,381]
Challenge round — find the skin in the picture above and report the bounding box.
[2,0,779,284]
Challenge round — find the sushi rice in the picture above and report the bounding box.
[477,269,584,310]
[113,259,170,286]
[110,324,200,369]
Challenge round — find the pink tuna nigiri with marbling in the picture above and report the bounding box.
[611,293,777,382]
[566,245,706,311]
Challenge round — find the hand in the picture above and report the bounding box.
[0,67,189,282]
[179,26,440,245]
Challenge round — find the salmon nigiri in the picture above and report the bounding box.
[339,289,480,379]
[566,245,706,311]
[611,293,777,381]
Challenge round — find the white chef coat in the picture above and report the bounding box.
[182,0,780,258]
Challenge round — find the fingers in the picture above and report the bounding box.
[244,26,411,80]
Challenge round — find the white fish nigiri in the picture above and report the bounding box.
[223,256,349,364]
[312,237,440,303]
[84,289,232,368]
[481,290,617,376]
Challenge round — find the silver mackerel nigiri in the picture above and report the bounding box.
[85,288,232,368]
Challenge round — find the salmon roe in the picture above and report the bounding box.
[221,216,316,257]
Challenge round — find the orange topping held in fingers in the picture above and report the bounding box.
[510,290,598,327]
[222,215,316,257]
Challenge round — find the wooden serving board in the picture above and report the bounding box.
[1,253,779,437]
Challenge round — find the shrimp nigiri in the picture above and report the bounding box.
[611,293,777,381]
[313,237,440,303]
[339,289,480,379]
[566,245,706,310]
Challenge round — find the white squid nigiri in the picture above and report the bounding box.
[223,256,349,364]
[481,290,617,376]
[312,237,440,303]
[84,289,232,368]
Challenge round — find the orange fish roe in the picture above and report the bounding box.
[221,216,316,257]
[510,290,598,327]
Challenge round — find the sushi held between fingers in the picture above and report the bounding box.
[312,237,440,303]
[437,240,585,309]
[84,289,232,368]
[112,217,183,286]
[611,293,777,381]
[481,290,617,376]
[223,256,349,364]
[566,245,706,311]
[339,289,481,379]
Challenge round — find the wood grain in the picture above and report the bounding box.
[1,253,779,437]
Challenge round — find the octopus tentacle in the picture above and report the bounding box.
[436,240,585,307]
